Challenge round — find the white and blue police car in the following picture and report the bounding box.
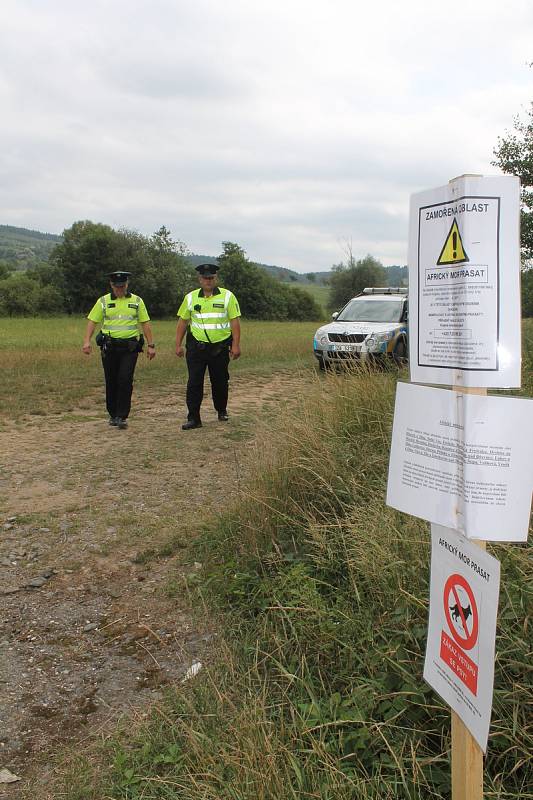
[313,287,408,370]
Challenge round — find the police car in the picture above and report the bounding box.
[313,287,408,369]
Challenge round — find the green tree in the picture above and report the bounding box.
[492,102,533,262]
[0,274,39,315]
[134,227,195,317]
[0,273,64,316]
[328,254,387,310]
[27,260,67,307]
[386,264,408,286]
[306,272,316,283]
[0,261,12,280]
[217,242,321,320]
[49,221,125,312]
[217,242,273,319]
[49,221,195,316]
[35,284,66,315]
[521,268,533,317]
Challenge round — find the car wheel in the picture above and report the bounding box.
[393,339,407,364]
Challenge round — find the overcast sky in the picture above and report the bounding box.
[1,0,531,272]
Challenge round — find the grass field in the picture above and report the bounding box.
[1,316,531,419]
[294,282,331,314]
[0,318,324,418]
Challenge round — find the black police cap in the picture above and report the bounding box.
[108,271,131,285]
[195,263,219,276]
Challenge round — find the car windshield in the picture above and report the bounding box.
[337,298,404,323]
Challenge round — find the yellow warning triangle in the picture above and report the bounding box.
[437,219,469,265]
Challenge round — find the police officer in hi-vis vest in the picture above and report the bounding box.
[82,271,156,429]
[175,263,241,430]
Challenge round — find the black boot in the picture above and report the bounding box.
[182,419,202,430]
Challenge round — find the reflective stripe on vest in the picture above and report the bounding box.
[191,320,231,331]
[101,294,140,334]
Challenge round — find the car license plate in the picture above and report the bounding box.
[331,344,360,352]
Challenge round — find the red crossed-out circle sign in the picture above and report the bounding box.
[443,573,479,650]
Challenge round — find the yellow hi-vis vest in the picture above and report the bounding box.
[181,287,239,344]
[87,293,149,339]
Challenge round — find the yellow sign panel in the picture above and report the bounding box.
[437,219,469,265]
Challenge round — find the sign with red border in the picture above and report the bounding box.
[424,526,501,752]
[443,573,479,650]
[440,573,480,694]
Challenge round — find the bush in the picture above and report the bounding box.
[0,271,65,316]
[0,273,57,316]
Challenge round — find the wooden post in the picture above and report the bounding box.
[451,384,486,800]
[451,710,484,799]
[451,534,485,800]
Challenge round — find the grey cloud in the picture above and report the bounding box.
[0,0,530,272]
[98,53,247,101]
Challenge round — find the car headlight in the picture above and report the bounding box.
[319,334,329,346]
[366,331,392,351]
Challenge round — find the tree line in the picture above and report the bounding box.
[0,222,322,320]
[0,220,401,319]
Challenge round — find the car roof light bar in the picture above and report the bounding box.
[362,287,408,295]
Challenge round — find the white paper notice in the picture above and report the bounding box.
[386,383,533,541]
[424,525,500,752]
[408,175,521,387]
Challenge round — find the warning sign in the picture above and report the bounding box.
[424,525,500,752]
[437,219,469,265]
[444,574,478,650]
[441,574,480,694]
[407,174,521,387]
[440,630,478,694]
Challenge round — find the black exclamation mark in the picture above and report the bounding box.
[452,231,457,259]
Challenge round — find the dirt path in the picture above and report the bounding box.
[0,371,309,798]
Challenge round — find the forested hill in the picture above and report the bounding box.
[0,225,63,268]
[0,224,61,243]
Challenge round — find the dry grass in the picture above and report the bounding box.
[13,321,533,799]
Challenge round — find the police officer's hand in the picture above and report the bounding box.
[176,345,185,358]
[82,342,92,355]
[230,344,241,360]
[147,348,156,361]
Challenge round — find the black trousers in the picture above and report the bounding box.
[185,336,231,422]
[101,342,139,420]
